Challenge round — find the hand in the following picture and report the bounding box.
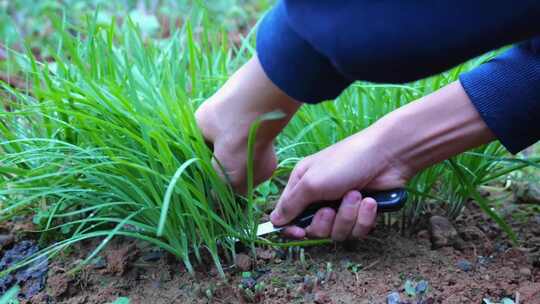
[270,127,410,241]
[196,99,278,193]
[270,81,495,241]
[195,56,300,193]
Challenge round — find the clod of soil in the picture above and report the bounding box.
[0,240,48,299]
[105,243,138,276]
[0,234,14,251]
[429,215,462,249]
[47,272,70,298]
[234,253,252,271]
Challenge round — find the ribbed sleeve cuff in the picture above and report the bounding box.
[256,1,352,104]
[459,41,540,154]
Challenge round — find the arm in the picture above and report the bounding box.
[272,81,496,240]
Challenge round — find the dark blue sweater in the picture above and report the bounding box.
[256,1,540,153]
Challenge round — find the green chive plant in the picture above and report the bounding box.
[1,15,255,277]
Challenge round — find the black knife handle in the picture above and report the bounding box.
[292,188,407,229]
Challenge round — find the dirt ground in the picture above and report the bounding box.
[2,189,540,304]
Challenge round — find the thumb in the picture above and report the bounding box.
[271,175,320,226]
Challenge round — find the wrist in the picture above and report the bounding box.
[375,81,495,176]
[197,56,300,151]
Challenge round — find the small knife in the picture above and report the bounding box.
[256,188,407,236]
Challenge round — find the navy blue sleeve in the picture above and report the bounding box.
[460,39,540,153]
[256,0,540,152]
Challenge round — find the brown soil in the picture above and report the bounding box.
[3,197,540,304]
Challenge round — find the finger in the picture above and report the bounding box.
[277,160,309,205]
[305,207,336,238]
[331,191,361,242]
[351,197,378,239]
[282,226,306,239]
[271,162,312,226]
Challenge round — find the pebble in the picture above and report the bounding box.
[429,215,460,249]
[0,234,14,250]
[256,248,275,261]
[303,275,316,292]
[234,253,252,272]
[477,255,493,266]
[240,277,257,289]
[142,250,163,262]
[316,270,326,283]
[417,230,429,239]
[387,291,401,304]
[456,259,473,272]
[519,267,531,277]
[416,280,429,294]
[92,256,107,269]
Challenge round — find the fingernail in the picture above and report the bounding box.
[320,209,334,222]
[270,210,282,223]
[291,227,306,238]
[343,191,361,205]
[363,199,377,213]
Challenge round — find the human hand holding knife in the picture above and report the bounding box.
[256,188,407,237]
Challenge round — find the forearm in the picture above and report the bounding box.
[375,81,495,176]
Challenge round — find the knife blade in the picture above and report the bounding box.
[256,188,407,236]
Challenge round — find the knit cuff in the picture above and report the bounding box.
[256,1,352,104]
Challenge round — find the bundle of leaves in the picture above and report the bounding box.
[1,17,254,277]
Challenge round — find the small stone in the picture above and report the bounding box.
[417,230,429,239]
[142,250,163,262]
[314,291,330,304]
[275,249,286,260]
[303,275,316,292]
[429,215,460,249]
[456,259,473,272]
[240,277,257,289]
[92,256,107,269]
[416,280,429,294]
[477,255,493,266]
[387,291,401,304]
[256,248,275,261]
[235,253,252,272]
[316,270,326,283]
[0,234,14,250]
[514,181,540,204]
[519,267,531,277]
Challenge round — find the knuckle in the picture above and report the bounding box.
[355,221,372,232]
[339,211,357,224]
[279,203,292,217]
[301,176,321,195]
[311,229,329,239]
